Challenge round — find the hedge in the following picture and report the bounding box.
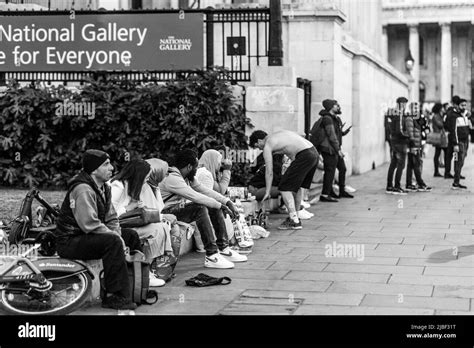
[0,67,253,188]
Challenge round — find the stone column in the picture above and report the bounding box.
[408,22,420,103]
[440,21,452,103]
[382,26,388,61]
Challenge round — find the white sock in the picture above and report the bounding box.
[289,212,299,223]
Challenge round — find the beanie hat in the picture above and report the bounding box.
[83,149,110,174]
[322,99,337,111]
[396,97,408,104]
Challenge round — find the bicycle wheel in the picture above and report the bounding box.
[0,271,91,315]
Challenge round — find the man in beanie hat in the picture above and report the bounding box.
[54,149,142,310]
[314,99,353,202]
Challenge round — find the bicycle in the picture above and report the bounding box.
[0,189,94,315]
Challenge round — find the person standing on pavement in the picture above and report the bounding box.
[386,97,410,195]
[249,129,319,230]
[443,96,461,179]
[431,103,448,177]
[314,99,354,202]
[405,103,432,192]
[445,98,470,189]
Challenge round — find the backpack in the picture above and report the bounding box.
[309,116,328,148]
[387,110,408,139]
[100,250,158,306]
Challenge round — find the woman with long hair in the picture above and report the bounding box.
[110,159,172,287]
[431,103,448,177]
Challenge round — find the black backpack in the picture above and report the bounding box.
[309,116,328,148]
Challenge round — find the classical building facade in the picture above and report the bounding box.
[382,0,473,107]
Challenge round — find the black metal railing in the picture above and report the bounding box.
[0,5,270,83]
[297,77,312,139]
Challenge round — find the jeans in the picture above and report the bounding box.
[387,143,407,188]
[321,152,346,195]
[162,203,228,256]
[56,228,141,299]
[445,143,454,176]
[433,146,447,174]
[406,150,424,187]
[454,140,469,184]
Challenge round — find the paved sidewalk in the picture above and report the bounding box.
[76,146,473,315]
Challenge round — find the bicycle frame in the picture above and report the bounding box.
[0,244,50,290]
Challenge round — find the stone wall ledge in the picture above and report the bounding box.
[341,33,409,87]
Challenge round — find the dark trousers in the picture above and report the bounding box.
[387,143,407,188]
[454,140,469,184]
[56,228,141,299]
[433,146,447,174]
[406,150,424,187]
[445,143,454,176]
[162,203,228,256]
[321,152,346,195]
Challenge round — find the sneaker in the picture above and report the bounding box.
[460,175,466,180]
[417,185,432,192]
[339,191,354,198]
[204,253,235,269]
[278,217,302,230]
[276,206,288,214]
[444,173,454,179]
[230,244,253,255]
[452,183,467,190]
[392,187,408,195]
[344,185,357,193]
[405,185,418,192]
[220,247,248,263]
[102,295,137,310]
[320,195,338,203]
[434,172,442,177]
[385,187,394,194]
[149,272,166,287]
[297,208,314,220]
[329,191,339,199]
[300,201,311,209]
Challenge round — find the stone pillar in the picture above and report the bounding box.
[246,66,305,136]
[408,23,420,103]
[382,26,389,61]
[440,21,452,104]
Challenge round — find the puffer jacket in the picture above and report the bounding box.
[405,116,422,149]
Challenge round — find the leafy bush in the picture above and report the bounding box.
[0,68,253,188]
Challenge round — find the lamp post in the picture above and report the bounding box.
[268,0,283,66]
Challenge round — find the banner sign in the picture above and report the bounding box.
[0,13,204,71]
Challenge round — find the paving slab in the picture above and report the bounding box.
[293,305,434,315]
[361,294,470,311]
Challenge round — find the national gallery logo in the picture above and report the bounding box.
[159,36,192,51]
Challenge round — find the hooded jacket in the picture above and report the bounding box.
[405,116,422,149]
[159,167,230,211]
[317,110,341,155]
[55,171,120,244]
[445,107,470,145]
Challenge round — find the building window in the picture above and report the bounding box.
[419,36,424,66]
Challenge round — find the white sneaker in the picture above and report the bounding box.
[220,247,248,263]
[204,253,235,269]
[297,208,314,220]
[149,272,165,287]
[300,201,311,209]
[344,185,357,193]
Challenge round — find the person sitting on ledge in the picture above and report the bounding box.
[159,149,247,269]
[54,149,141,311]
